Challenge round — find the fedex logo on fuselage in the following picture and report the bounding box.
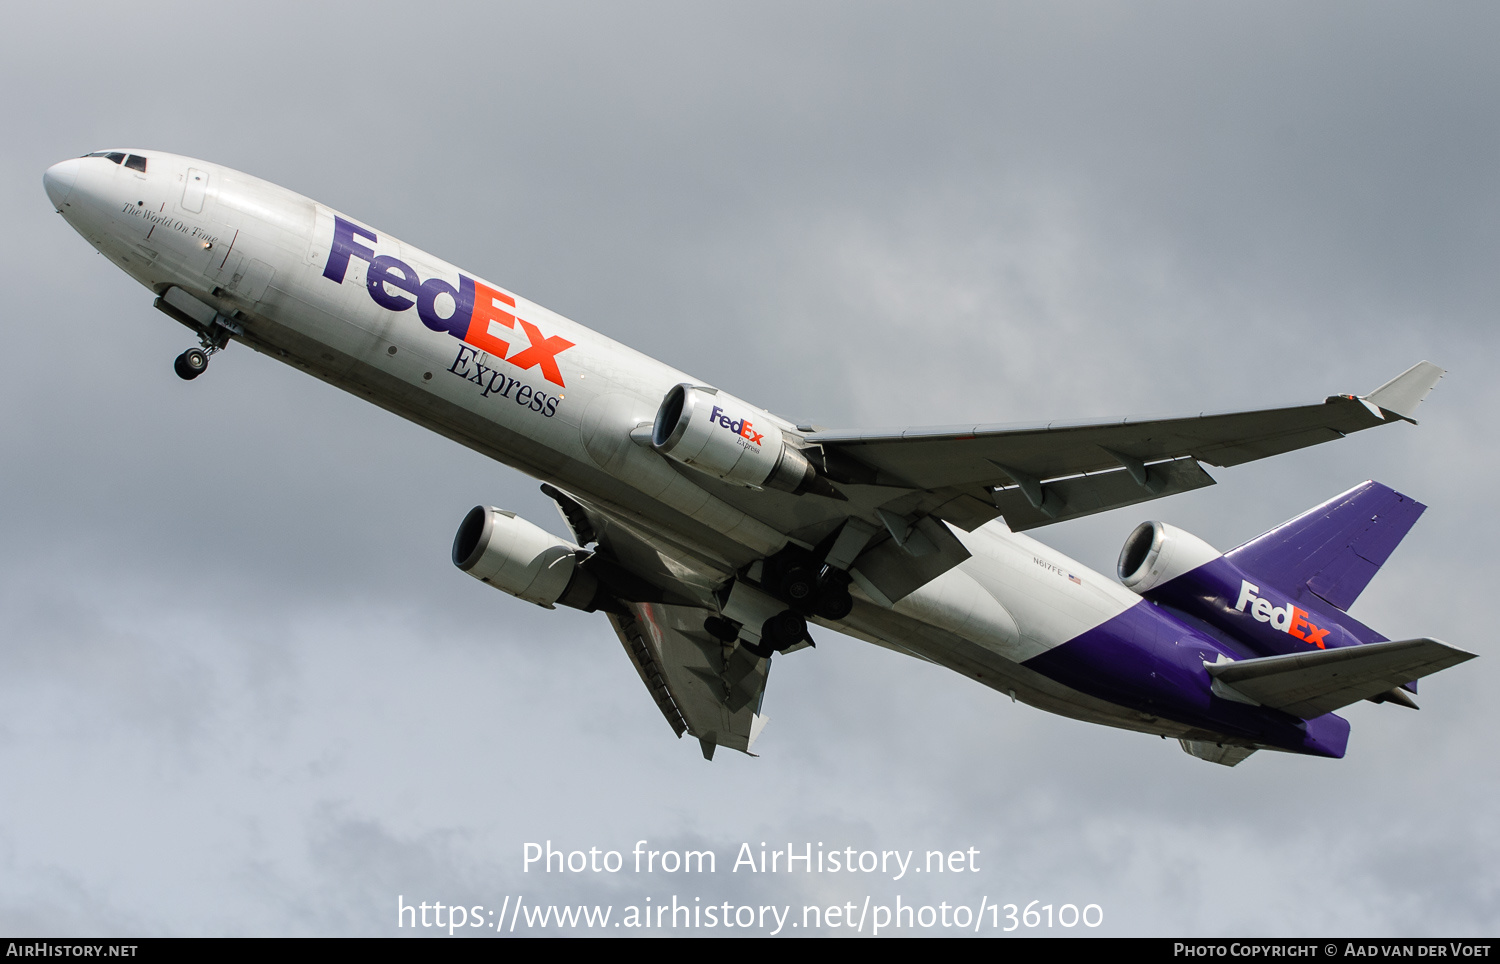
[1235,580,1329,649]
[709,405,763,446]
[322,216,574,387]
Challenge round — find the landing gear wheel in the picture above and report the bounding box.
[760,610,807,652]
[742,639,776,660]
[703,616,740,643]
[815,583,854,620]
[174,347,209,380]
[780,566,817,605]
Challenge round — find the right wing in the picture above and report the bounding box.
[807,361,1445,532]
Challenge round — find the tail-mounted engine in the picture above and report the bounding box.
[1117,520,1222,593]
[651,383,819,494]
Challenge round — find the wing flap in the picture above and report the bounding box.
[987,457,1216,532]
[1206,638,1475,718]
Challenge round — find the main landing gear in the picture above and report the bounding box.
[703,542,858,661]
[704,610,809,661]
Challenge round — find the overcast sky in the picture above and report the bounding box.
[3,1,1497,937]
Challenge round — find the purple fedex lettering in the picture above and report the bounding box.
[708,406,764,445]
[418,274,474,339]
[321,215,567,385]
[323,216,377,283]
[367,255,419,311]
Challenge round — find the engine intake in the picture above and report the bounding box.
[1117,520,1221,594]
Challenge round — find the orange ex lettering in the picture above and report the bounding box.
[324,216,576,387]
[1288,607,1328,649]
[466,281,516,358]
[1236,580,1330,650]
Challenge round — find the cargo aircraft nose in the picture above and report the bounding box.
[43,158,81,210]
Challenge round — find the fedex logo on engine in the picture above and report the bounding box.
[322,216,574,387]
[709,405,763,446]
[1235,580,1329,648]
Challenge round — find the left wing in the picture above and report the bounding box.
[607,603,771,760]
[543,484,772,759]
[806,361,1443,532]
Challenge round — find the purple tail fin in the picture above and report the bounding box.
[1226,481,1425,613]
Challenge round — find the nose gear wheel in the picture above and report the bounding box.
[174,347,211,380]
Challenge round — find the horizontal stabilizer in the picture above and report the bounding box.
[1207,638,1475,718]
[1226,481,1426,612]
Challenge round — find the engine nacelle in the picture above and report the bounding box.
[651,383,815,493]
[1117,520,1222,594]
[452,506,599,610]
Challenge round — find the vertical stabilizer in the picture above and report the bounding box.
[1226,481,1425,613]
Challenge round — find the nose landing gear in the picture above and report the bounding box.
[173,346,212,380]
[156,289,241,381]
[172,321,236,381]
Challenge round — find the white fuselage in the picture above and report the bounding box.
[47,151,1174,739]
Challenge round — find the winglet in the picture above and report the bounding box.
[1362,361,1445,424]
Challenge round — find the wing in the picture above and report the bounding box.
[607,603,771,760]
[806,361,1444,532]
[542,484,771,759]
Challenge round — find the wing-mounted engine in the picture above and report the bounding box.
[452,506,603,611]
[651,383,826,494]
[453,502,780,761]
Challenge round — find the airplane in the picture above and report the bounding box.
[42,148,1474,767]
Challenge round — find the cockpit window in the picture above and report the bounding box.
[78,151,142,170]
